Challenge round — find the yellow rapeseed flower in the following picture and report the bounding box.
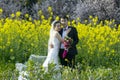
[2,46,5,49]
[11,13,15,18]
[68,21,70,25]
[29,17,32,21]
[76,17,80,21]
[0,8,3,14]
[48,6,52,12]
[118,25,120,31]
[38,10,42,15]
[41,15,45,19]
[89,15,93,19]
[111,49,115,53]
[55,16,59,20]
[25,14,29,18]
[0,38,2,42]
[50,12,53,15]
[31,43,34,46]
[10,49,13,52]
[72,20,75,24]
[106,47,109,51]
[16,11,21,17]
[65,58,69,62]
[66,15,69,18]
[7,41,10,46]
[0,46,2,49]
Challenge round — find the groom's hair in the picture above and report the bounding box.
[60,15,69,20]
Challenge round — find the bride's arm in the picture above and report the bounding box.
[55,32,64,43]
[48,38,54,48]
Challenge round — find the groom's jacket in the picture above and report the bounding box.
[59,26,79,55]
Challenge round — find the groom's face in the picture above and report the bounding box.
[60,18,68,28]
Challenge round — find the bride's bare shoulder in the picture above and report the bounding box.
[54,31,58,34]
[54,31,60,36]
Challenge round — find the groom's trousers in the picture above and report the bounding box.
[59,49,75,68]
[59,49,67,66]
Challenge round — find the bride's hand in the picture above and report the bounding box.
[50,44,54,48]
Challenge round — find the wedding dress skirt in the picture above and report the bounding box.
[43,31,60,71]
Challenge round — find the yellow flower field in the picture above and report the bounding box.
[0,7,120,79]
[0,10,120,67]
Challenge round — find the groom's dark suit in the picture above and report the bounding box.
[59,26,79,68]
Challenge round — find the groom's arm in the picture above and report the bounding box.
[71,27,79,47]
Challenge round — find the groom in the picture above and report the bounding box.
[59,15,79,68]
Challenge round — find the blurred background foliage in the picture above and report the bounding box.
[0,0,120,26]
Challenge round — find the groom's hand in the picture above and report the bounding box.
[50,44,54,48]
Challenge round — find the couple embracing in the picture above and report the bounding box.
[43,16,79,71]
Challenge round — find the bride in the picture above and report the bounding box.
[42,20,70,72]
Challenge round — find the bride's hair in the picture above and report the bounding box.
[48,20,60,52]
[50,20,60,37]
[52,20,60,29]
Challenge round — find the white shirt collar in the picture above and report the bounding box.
[65,26,68,29]
[63,26,68,31]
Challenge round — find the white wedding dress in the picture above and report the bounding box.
[43,31,60,71]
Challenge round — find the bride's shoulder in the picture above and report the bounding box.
[53,31,59,34]
[53,31,59,36]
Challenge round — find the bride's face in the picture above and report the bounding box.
[54,23,61,31]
